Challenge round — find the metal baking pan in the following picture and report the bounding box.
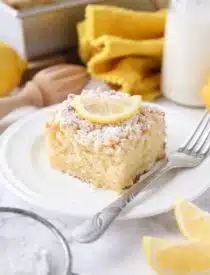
[0,0,156,60]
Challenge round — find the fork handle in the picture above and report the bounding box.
[70,160,173,243]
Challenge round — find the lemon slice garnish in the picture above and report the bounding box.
[73,94,142,124]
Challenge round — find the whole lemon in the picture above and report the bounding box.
[0,42,27,97]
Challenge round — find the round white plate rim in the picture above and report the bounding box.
[0,105,209,219]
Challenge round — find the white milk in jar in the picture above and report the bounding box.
[162,2,210,107]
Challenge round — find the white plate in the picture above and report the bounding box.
[0,103,209,219]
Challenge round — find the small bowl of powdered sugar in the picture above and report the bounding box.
[0,207,72,275]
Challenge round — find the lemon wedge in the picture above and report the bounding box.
[143,236,210,275]
[73,94,142,124]
[201,81,210,111]
[175,198,210,243]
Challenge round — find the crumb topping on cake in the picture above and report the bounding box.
[48,89,165,149]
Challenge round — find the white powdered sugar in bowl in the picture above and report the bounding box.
[0,238,49,275]
[0,208,71,275]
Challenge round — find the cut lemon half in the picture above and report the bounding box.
[143,236,210,275]
[175,198,210,243]
[73,94,142,124]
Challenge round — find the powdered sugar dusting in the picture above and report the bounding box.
[49,89,164,148]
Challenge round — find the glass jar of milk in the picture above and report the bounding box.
[162,0,210,107]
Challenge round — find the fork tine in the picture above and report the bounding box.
[200,130,210,156]
[188,115,210,151]
[178,110,209,152]
[194,121,210,154]
[204,144,210,156]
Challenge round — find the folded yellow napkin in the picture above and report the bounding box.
[77,5,166,100]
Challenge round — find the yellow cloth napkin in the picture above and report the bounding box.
[77,5,166,100]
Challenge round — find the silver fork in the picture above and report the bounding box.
[70,110,210,244]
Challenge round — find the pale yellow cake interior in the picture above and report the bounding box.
[46,118,165,191]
